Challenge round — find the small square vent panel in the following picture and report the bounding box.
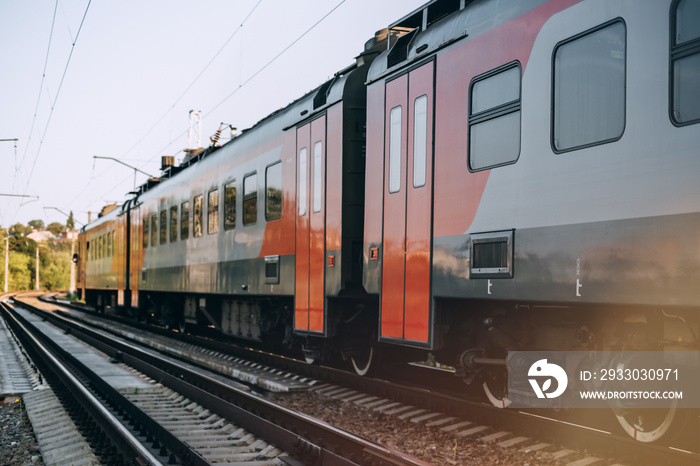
[470,230,514,278]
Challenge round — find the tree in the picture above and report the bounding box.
[67,211,75,230]
[9,223,29,236]
[28,219,45,230]
[47,222,66,237]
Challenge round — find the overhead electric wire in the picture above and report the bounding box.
[13,0,59,193]
[19,0,92,198]
[120,0,264,161]
[8,0,92,228]
[139,0,348,169]
[80,0,347,221]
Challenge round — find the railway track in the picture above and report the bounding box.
[13,293,700,465]
[3,294,430,466]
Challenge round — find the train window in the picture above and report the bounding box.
[193,195,203,237]
[313,142,322,213]
[266,162,283,220]
[169,206,178,242]
[150,214,158,247]
[107,232,112,257]
[389,105,402,193]
[413,95,428,187]
[224,181,236,230]
[468,63,521,171]
[143,215,149,249]
[181,201,190,240]
[243,173,258,225]
[553,21,626,152]
[159,210,167,244]
[208,189,219,234]
[298,148,307,216]
[671,0,700,125]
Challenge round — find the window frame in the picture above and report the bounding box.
[468,61,522,172]
[150,214,158,247]
[193,194,203,238]
[159,209,167,245]
[243,172,258,226]
[413,94,428,188]
[180,201,190,240]
[551,19,627,153]
[224,180,237,231]
[142,214,149,249]
[298,148,308,217]
[388,105,402,193]
[669,0,700,126]
[207,188,219,235]
[312,142,323,213]
[266,161,283,221]
[169,205,178,242]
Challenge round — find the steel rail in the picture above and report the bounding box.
[38,294,700,466]
[0,300,164,465]
[17,296,431,466]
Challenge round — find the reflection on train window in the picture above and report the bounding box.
[671,0,700,125]
[181,201,190,240]
[243,173,258,225]
[389,105,402,193]
[298,148,307,216]
[553,21,625,151]
[170,206,178,242]
[143,215,149,248]
[413,95,428,187]
[313,142,322,213]
[266,162,282,220]
[193,195,203,237]
[469,63,521,171]
[107,232,112,257]
[208,189,219,234]
[151,214,158,247]
[160,210,167,245]
[224,181,236,230]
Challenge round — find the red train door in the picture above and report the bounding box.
[381,62,434,345]
[295,116,327,334]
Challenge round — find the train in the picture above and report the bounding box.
[76,0,700,443]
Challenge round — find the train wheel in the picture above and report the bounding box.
[351,346,375,376]
[614,402,688,442]
[483,381,511,408]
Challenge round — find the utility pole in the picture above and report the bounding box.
[69,235,76,294]
[4,235,8,293]
[35,247,39,291]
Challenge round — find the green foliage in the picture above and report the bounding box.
[9,223,29,236]
[28,219,45,230]
[47,222,66,237]
[1,222,74,293]
[8,252,32,291]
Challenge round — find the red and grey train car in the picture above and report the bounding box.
[78,0,699,441]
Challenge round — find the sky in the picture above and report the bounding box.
[0,0,426,229]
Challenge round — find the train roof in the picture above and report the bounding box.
[367,0,547,83]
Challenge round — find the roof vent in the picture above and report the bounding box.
[161,156,175,171]
[387,28,418,68]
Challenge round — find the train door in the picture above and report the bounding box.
[381,61,434,345]
[129,204,141,309]
[295,116,327,334]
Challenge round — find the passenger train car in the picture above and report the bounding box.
[77,0,700,442]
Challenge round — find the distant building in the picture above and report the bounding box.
[27,230,57,242]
